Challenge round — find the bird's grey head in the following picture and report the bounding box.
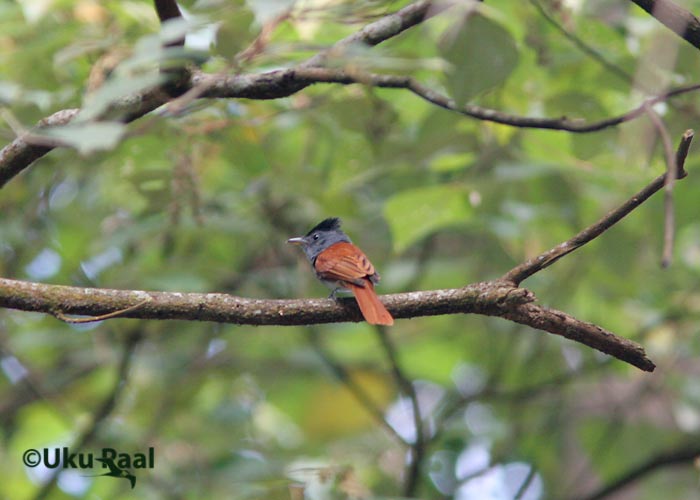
[287,217,351,262]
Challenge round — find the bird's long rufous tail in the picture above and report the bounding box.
[347,281,394,326]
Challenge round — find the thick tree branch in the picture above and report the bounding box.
[502,130,693,285]
[0,277,529,324]
[0,277,655,371]
[629,0,700,50]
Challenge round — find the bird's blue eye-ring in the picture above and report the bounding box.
[313,234,319,240]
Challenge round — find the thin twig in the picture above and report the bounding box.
[502,130,693,285]
[573,441,700,500]
[431,362,596,442]
[644,105,676,267]
[51,297,152,324]
[529,0,635,87]
[287,68,700,133]
[663,129,695,265]
[513,464,537,500]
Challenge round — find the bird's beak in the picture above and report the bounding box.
[287,237,305,245]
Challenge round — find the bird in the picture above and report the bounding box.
[287,217,394,325]
[93,457,136,489]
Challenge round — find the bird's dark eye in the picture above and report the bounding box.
[313,234,319,240]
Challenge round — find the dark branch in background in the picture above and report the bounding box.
[304,0,444,64]
[644,107,679,267]
[154,0,183,25]
[0,360,99,428]
[374,327,425,497]
[281,69,700,132]
[153,0,189,94]
[301,0,452,67]
[502,130,693,285]
[306,329,405,444]
[514,465,537,500]
[529,0,635,87]
[574,442,700,500]
[629,0,700,50]
[33,331,141,500]
[4,71,700,191]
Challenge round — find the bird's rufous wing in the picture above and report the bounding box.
[314,242,376,286]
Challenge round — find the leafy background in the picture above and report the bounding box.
[1,0,700,499]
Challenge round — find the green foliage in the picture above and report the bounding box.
[384,185,473,253]
[2,1,700,499]
[440,12,519,105]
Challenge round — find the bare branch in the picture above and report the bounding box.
[501,303,654,371]
[285,68,700,132]
[0,277,528,324]
[502,131,693,285]
[302,0,452,67]
[643,106,683,267]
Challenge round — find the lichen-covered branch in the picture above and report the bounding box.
[0,277,654,371]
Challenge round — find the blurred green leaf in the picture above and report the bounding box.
[439,13,519,105]
[384,185,472,253]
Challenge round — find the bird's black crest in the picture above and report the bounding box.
[306,217,342,236]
